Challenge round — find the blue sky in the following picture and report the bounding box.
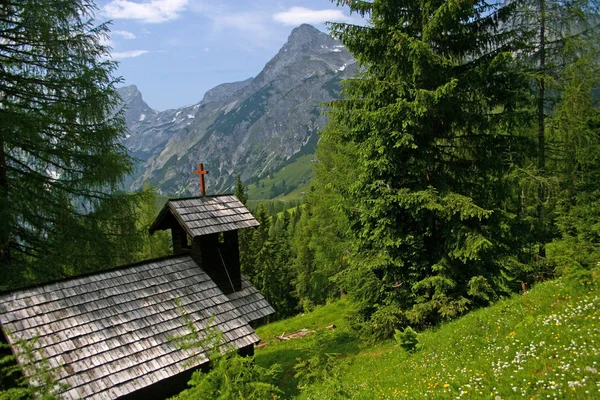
[95,0,364,110]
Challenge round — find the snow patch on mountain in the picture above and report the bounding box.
[119,24,357,195]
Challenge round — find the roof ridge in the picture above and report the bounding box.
[0,253,192,296]
[167,193,235,202]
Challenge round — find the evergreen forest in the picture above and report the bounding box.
[2,0,600,398]
[239,0,600,334]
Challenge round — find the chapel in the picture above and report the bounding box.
[0,166,273,399]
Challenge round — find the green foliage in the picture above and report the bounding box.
[169,299,282,400]
[324,0,536,329]
[0,335,67,399]
[297,269,600,399]
[290,121,355,310]
[466,275,496,302]
[173,354,282,400]
[240,201,298,321]
[293,332,349,396]
[234,175,248,205]
[254,300,358,398]
[135,182,171,261]
[168,299,224,368]
[245,156,354,320]
[0,0,143,287]
[545,55,600,270]
[393,326,421,353]
[367,304,407,341]
[508,0,600,264]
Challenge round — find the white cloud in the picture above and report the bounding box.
[186,2,276,49]
[103,0,189,23]
[214,12,272,41]
[273,7,351,26]
[112,30,136,39]
[111,49,150,59]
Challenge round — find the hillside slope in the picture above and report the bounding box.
[255,271,600,399]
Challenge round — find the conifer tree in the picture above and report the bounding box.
[327,0,533,329]
[136,183,171,260]
[0,0,141,286]
[234,174,247,205]
[234,174,255,281]
[509,0,600,258]
[546,55,600,268]
[290,121,355,310]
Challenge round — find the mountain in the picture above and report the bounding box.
[118,24,356,196]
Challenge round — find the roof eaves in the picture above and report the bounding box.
[167,202,196,238]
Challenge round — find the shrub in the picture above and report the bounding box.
[394,326,422,353]
[0,334,67,400]
[169,299,282,399]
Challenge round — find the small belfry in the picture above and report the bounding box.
[0,164,272,400]
[149,171,260,294]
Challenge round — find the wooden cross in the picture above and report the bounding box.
[194,163,209,197]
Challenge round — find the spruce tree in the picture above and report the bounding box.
[136,183,171,260]
[234,174,255,282]
[509,0,600,258]
[546,55,600,269]
[0,0,141,287]
[290,121,355,309]
[234,174,247,205]
[327,0,532,329]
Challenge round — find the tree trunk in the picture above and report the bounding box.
[537,0,546,258]
[0,136,11,270]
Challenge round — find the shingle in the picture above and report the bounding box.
[0,254,270,400]
[226,277,275,323]
[159,196,259,237]
[0,195,275,400]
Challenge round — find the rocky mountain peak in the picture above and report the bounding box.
[120,24,357,195]
[287,23,324,45]
[254,24,352,87]
[282,23,339,53]
[117,85,143,104]
[116,85,156,142]
[200,78,254,105]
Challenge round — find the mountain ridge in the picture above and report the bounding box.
[119,24,356,196]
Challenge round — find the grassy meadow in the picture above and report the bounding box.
[255,270,600,399]
[246,154,315,201]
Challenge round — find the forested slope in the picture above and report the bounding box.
[239,0,600,335]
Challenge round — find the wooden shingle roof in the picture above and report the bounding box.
[226,278,276,323]
[0,255,272,400]
[149,195,259,237]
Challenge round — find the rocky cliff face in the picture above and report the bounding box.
[119,24,356,195]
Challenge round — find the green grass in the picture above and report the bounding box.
[254,299,358,397]
[256,299,353,342]
[247,154,315,201]
[255,271,600,399]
